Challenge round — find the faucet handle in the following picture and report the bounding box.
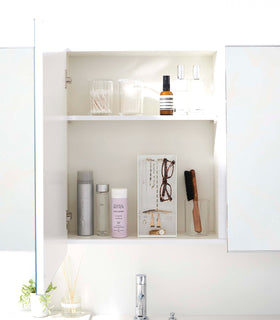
[169,312,176,320]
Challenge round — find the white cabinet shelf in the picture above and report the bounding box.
[67,232,223,244]
[67,114,218,121]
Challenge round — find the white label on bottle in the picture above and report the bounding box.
[160,95,173,110]
[111,198,127,237]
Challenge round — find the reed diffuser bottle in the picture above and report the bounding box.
[160,75,173,115]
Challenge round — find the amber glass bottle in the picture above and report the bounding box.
[160,75,173,115]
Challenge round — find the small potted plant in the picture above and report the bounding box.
[19,279,56,317]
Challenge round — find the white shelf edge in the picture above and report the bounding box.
[67,50,217,57]
[67,114,218,121]
[67,232,226,245]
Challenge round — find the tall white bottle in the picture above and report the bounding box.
[174,65,189,115]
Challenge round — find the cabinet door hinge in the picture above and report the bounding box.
[65,70,72,89]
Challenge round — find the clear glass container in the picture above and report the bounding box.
[189,65,206,113]
[186,199,209,236]
[96,184,110,236]
[89,79,113,114]
[119,79,143,115]
[174,65,189,115]
[61,296,81,317]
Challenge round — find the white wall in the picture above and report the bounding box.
[51,242,280,316]
[0,251,35,311]
[2,0,280,316]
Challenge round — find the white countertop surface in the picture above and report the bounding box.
[4,312,280,320]
[3,310,91,319]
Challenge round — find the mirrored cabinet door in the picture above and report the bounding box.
[0,44,68,293]
[226,46,280,251]
[1,19,68,295]
[0,48,35,252]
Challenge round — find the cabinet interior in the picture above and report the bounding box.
[65,50,223,239]
[67,51,216,116]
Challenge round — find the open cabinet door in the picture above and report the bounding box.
[226,46,280,251]
[0,48,35,251]
[35,45,68,293]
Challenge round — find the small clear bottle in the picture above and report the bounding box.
[190,65,205,113]
[96,184,110,236]
[174,65,189,115]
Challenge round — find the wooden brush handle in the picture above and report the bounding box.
[192,201,202,233]
[191,169,198,201]
[191,170,202,233]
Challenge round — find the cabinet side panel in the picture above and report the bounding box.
[36,51,67,294]
[227,46,280,251]
[43,52,68,289]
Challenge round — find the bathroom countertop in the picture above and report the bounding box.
[4,313,280,320]
[3,310,91,319]
[91,316,280,320]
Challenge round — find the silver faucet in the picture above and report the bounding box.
[135,274,148,320]
[169,313,176,320]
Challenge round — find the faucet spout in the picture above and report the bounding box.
[135,274,148,320]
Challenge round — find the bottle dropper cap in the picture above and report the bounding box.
[177,65,185,80]
[163,75,170,91]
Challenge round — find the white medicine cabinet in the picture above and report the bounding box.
[3,19,280,298]
[36,44,280,294]
[35,47,227,292]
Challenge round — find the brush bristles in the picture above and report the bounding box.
[184,170,194,201]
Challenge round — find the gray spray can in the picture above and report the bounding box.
[77,171,93,236]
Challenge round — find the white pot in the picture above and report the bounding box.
[30,293,48,318]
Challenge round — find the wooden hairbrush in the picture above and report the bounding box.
[184,169,202,233]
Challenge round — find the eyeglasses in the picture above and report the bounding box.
[160,158,175,202]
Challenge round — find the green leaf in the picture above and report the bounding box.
[19,279,56,311]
